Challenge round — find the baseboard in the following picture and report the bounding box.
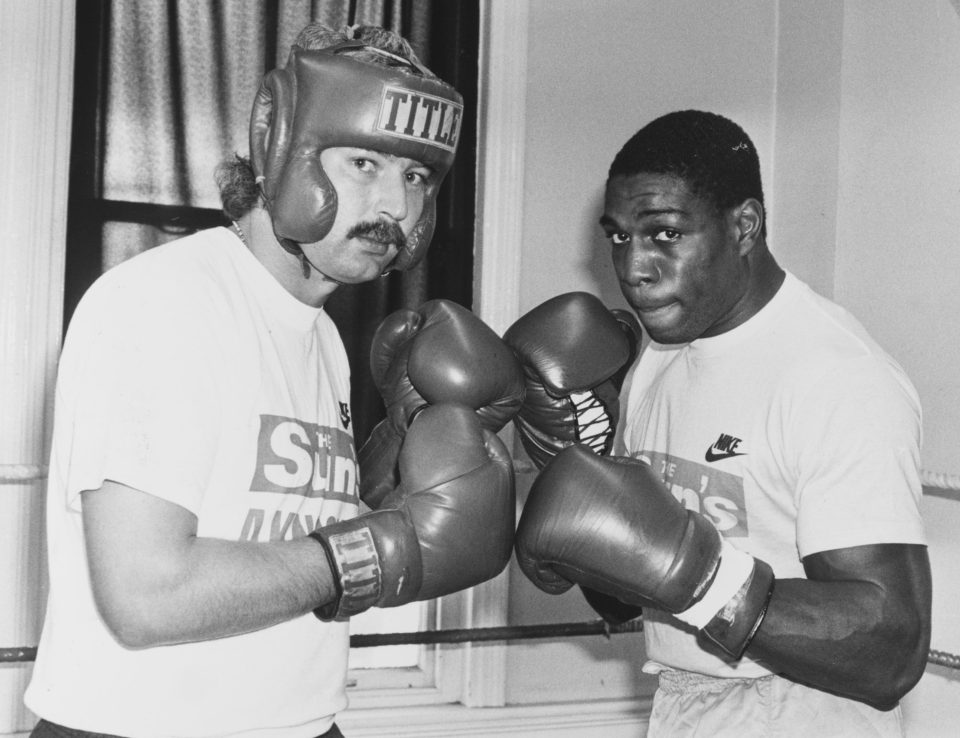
[335,697,652,737]
[4,699,651,738]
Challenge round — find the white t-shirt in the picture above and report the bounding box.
[616,272,925,679]
[25,228,359,738]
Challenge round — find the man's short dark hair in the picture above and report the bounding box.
[609,110,766,233]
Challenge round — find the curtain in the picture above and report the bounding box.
[67,0,477,444]
[101,1,434,214]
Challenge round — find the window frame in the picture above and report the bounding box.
[344,0,529,710]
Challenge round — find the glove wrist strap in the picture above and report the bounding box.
[674,539,754,628]
[699,554,776,660]
[309,523,384,622]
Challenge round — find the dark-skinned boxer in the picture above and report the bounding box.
[511,111,930,737]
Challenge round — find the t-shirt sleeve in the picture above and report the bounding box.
[792,355,925,556]
[56,276,222,514]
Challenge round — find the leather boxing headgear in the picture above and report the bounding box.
[249,41,463,272]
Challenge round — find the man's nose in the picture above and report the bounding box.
[376,172,409,224]
[615,241,661,285]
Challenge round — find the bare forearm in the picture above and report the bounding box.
[747,577,929,709]
[97,535,336,648]
[83,482,342,648]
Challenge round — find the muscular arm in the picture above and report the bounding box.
[82,480,338,648]
[746,543,931,710]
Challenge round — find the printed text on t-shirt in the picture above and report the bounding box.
[248,413,358,501]
[636,449,747,537]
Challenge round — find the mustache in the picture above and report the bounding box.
[347,220,407,251]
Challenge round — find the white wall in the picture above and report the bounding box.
[831,3,960,735]
[510,0,960,734]
[517,0,778,314]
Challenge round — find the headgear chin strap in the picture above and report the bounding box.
[249,42,464,273]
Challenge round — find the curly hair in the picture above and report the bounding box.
[609,110,766,236]
[215,24,434,220]
[214,154,260,222]
[296,24,433,76]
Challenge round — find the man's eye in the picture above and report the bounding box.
[652,228,680,243]
[406,170,429,186]
[608,232,631,246]
[351,158,375,172]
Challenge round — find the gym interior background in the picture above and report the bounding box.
[3,1,960,736]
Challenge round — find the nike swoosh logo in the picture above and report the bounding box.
[704,449,746,463]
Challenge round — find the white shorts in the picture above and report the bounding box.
[647,670,905,738]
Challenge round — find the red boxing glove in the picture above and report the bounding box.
[359,299,523,508]
[515,445,774,658]
[312,404,515,621]
[504,292,641,470]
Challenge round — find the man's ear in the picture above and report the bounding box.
[733,198,764,256]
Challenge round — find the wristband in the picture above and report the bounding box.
[700,557,775,659]
[674,539,755,628]
[309,525,383,622]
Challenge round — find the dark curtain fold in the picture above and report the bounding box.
[66,0,477,444]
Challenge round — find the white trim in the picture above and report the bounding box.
[439,0,530,710]
[474,0,528,335]
[272,3,534,712]
[337,697,652,737]
[0,0,74,734]
[346,1,531,710]
[9,700,651,738]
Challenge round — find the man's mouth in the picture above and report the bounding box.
[635,300,678,317]
[357,237,395,256]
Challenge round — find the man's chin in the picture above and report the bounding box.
[641,321,691,345]
[335,260,391,285]
[339,273,379,285]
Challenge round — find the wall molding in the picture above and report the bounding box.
[473,0,528,334]
[457,0,530,709]
[337,697,652,737]
[0,0,74,733]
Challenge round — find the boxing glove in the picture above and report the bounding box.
[359,299,524,508]
[312,404,515,621]
[515,445,775,659]
[580,587,644,626]
[503,292,641,470]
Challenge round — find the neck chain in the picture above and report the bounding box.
[231,220,247,246]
